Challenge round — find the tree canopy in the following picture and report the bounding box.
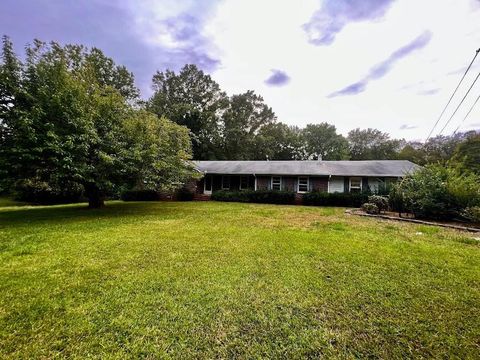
[0,36,195,207]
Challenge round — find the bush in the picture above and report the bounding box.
[391,165,480,220]
[13,178,84,204]
[462,206,480,223]
[302,191,369,207]
[211,190,295,205]
[368,195,389,212]
[176,187,195,201]
[361,203,380,215]
[389,184,405,215]
[121,190,162,201]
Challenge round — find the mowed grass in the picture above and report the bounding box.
[0,201,479,359]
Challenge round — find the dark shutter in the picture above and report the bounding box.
[362,177,369,192]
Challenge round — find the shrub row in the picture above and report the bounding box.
[212,190,370,207]
[211,190,296,204]
[302,191,369,207]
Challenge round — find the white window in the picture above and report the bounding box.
[298,177,309,193]
[222,176,230,190]
[240,176,249,190]
[349,177,362,192]
[271,176,282,190]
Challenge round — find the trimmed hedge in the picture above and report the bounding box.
[211,190,296,205]
[302,191,369,207]
[121,190,162,201]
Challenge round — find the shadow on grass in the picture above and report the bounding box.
[0,201,185,227]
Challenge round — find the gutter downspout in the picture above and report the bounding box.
[254,173,257,191]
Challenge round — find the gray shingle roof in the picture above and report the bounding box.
[193,160,420,177]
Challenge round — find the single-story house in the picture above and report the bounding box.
[193,160,420,195]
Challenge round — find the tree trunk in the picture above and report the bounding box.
[85,183,105,208]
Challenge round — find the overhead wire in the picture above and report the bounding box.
[452,92,480,135]
[424,48,480,142]
[438,71,480,135]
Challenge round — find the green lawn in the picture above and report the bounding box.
[0,201,479,358]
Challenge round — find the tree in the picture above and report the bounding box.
[451,133,480,175]
[221,91,277,159]
[301,123,348,160]
[254,123,304,160]
[347,128,403,160]
[0,38,195,208]
[422,132,476,164]
[148,64,228,159]
[397,141,427,165]
[0,36,22,192]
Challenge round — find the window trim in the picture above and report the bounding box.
[221,175,231,190]
[271,176,282,191]
[240,175,249,190]
[297,176,309,193]
[349,177,362,192]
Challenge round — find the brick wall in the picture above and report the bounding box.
[310,177,328,192]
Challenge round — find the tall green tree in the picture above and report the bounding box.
[451,133,480,175]
[422,132,475,164]
[148,64,228,159]
[347,128,403,160]
[397,141,426,165]
[254,123,304,160]
[301,123,348,160]
[0,38,195,207]
[221,91,276,159]
[0,36,22,191]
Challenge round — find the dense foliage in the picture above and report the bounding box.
[367,195,389,213]
[148,65,479,162]
[390,165,480,221]
[0,37,196,207]
[361,203,380,215]
[211,190,296,204]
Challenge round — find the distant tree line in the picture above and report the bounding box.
[147,64,479,165]
[1,37,479,208]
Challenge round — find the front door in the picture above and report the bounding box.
[204,175,212,194]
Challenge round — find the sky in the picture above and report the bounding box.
[1,0,480,140]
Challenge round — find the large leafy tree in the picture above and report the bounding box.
[148,64,228,159]
[451,133,480,175]
[221,91,277,160]
[0,37,194,207]
[254,123,304,160]
[347,128,403,160]
[301,123,348,160]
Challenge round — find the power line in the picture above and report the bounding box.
[424,48,480,142]
[452,92,480,135]
[438,71,480,135]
